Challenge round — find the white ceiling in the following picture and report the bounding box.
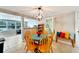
[0,6,79,19]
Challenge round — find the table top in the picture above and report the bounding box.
[32,34,47,41]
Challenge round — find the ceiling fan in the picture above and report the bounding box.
[25,6,51,20]
[34,6,43,11]
[32,6,44,21]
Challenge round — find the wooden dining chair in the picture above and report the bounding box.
[24,31,36,52]
[48,32,54,41]
[37,30,53,53]
[39,37,53,53]
[31,28,37,34]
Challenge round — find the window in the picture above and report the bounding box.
[45,18,54,34]
[16,21,21,29]
[0,19,6,32]
[24,22,27,28]
[0,12,21,32]
[7,20,15,29]
[0,20,6,27]
[25,19,38,28]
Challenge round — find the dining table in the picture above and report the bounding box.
[31,34,47,53]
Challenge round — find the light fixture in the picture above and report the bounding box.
[36,6,44,24]
[36,6,43,21]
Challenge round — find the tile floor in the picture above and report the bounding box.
[2,34,79,53]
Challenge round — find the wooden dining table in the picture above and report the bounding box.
[31,34,47,53]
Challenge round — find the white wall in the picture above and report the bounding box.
[74,11,79,47]
[75,11,79,34]
[54,12,75,32]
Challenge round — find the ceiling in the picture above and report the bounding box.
[0,6,79,19]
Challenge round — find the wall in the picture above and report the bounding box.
[53,12,75,45]
[54,12,75,33]
[75,11,79,34]
[75,11,79,47]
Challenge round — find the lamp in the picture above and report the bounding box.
[36,6,44,24]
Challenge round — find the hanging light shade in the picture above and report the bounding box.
[36,6,44,24]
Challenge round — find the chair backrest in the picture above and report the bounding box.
[24,31,36,52]
[31,28,37,34]
[48,32,54,40]
[42,30,48,34]
[66,32,70,39]
[39,36,52,53]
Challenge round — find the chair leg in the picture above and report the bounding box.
[73,39,75,44]
[24,45,28,52]
[51,47,53,53]
[71,40,75,48]
[25,49,28,52]
[48,47,53,53]
[56,37,58,43]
